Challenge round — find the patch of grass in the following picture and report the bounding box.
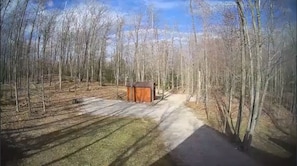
[1,82,174,165]
[3,117,173,166]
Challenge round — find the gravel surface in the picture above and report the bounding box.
[79,93,260,166]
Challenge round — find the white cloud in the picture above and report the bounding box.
[208,0,234,6]
[208,0,236,12]
[47,0,54,7]
[144,0,185,10]
[191,0,236,17]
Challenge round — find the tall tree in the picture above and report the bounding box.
[235,0,247,141]
[115,17,124,98]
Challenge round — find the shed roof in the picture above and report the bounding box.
[126,82,155,88]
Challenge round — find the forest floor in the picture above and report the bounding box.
[186,91,297,166]
[1,82,293,166]
[1,83,174,166]
[2,82,260,166]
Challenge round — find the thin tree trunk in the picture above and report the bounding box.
[158,59,161,94]
[25,7,38,112]
[204,38,209,119]
[41,33,49,112]
[162,46,168,99]
[14,65,19,112]
[171,66,174,89]
[249,0,262,134]
[196,70,201,104]
[13,0,29,112]
[41,72,46,112]
[191,63,194,95]
[235,1,246,141]
[77,49,81,85]
[99,57,103,86]
[85,38,90,90]
[26,58,31,112]
[225,74,234,134]
[59,54,62,91]
[187,63,191,95]
[9,59,13,98]
[70,55,73,79]
[49,40,54,86]
[99,27,109,87]
[116,55,119,97]
[235,0,254,149]
[243,0,263,150]
[91,52,94,83]
[180,48,184,90]
[142,53,145,82]
[116,48,120,98]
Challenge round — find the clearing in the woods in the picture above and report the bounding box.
[1,83,295,166]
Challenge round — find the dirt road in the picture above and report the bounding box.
[80,93,260,166]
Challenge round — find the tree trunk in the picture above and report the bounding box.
[141,53,145,82]
[180,48,184,90]
[171,67,174,89]
[158,59,161,94]
[49,40,54,86]
[99,57,103,86]
[235,1,246,141]
[226,74,234,134]
[26,58,32,112]
[14,65,19,112]
[25,8,38,112]
[196,70,201,104]
[243,0,263,150]
[85,38,90,90]
[41,73,46,112]
[204,39,209,119]
[91,53,94,83]
[59,55,62,91]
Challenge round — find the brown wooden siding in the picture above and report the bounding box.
[135,87,151,102]
[126,82,155,103]
[127,87,154,103]
[127,87,134,102]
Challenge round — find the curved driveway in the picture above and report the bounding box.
[79,94,260,166]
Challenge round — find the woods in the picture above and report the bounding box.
[1,0,296,156]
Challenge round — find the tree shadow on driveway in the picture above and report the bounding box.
[152,125,294,166]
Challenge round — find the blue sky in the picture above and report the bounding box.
[48,0,296,32]
[107,0,193,30]
[48,0,195,31]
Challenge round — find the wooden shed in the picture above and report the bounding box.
[126,82,155,103]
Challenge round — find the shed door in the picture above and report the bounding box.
[135,88,151,102]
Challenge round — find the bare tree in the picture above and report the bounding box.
[132,14,142,82]
[115,17,124,98]
[24,3,40,112]
[189,0,201,103]
[195,0,212,119]
[13,0,29,112]
[235,0,247,141]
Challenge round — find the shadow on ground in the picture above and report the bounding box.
[1,137,25,166]
[152,125,296,166]
[1,101,174,166]
[2,122,295,166]
[1,98,296,166]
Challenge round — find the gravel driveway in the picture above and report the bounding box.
[79,93,260,166]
